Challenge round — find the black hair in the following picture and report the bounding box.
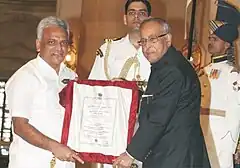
[125,0,152,16]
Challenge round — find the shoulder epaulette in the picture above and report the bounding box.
[96,48,103,57]
[113,36,123,41]
[104,38,113,43]
[231,66,240,73]
[104,37,123,43]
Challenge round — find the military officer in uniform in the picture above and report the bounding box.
[88,0,152,168]
[88,0,151,84]
[200,20,240,168]
[216,1,240,167]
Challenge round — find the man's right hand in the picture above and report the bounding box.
[50,142,84,164]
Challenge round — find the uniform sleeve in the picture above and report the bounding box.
[88,43,108,80]
[126,67,184,161]
[6,71,38,119]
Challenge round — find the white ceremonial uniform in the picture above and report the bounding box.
[6,55,77,168]
[89,34,150,81]
[89,35,151,168]
[200,60,240,168]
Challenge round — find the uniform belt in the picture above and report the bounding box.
[200,108,226,117]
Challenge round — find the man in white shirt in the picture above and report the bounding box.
[88,0,151,83]
[6,16,83,168]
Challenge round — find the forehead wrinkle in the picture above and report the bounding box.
[43,26,67,35]
[42,31,67,41]
[47,35,66,40]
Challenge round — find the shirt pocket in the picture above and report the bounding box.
[139,94,154,113]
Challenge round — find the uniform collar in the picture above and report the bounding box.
[125,34,141,53]
[124,34,130,42]
[36,54,66,79]
[211,54,228,63]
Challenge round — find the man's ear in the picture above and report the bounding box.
[224,41,231,50]
[36,39,40,52]
[165,34,172,47]
[123,15,127,25]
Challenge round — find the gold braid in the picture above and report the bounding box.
[119,54,140,80]
[50,156,56,168]
[104,39,113,80]
[103,39,141,80]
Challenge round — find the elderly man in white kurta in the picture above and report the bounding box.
[6,16,83,168]
[200,20,240,168]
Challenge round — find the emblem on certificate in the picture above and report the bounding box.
[60,80,139,164]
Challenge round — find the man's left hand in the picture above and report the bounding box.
[113,152,134,168]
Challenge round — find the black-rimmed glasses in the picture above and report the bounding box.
[138,33,168,46]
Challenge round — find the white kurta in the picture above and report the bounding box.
[201,61,240,168]
[6,56,77,168]
[88,35,151,168]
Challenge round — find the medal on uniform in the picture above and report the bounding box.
[209,69,221,79]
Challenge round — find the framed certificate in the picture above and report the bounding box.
[60,80,139,164]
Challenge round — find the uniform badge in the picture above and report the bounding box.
[233,80,240,92]
[209,69,221,79]
[96,48,103,57]
[61,78,70,84]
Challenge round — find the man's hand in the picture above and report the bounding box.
[51,142,84,164]
[113,152,134,168]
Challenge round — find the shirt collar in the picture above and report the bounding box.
[211,54,228,63]
[124,34,130,43]
[36,54,66,79]
[124,34,142,54]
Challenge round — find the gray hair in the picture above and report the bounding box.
[140,17,171,34]
[36,16,70,40]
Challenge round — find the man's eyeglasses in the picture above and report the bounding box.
[127,10,148,18]
[138,33,168,46]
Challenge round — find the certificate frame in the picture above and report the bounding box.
[60,80,139,164]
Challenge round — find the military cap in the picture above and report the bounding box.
[209,20,239,43]
[216,0,240,25]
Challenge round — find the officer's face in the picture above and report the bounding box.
[140,21,172,63]
[124,2,149,31]
[36,26,69,71]
[208,34,230,55]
